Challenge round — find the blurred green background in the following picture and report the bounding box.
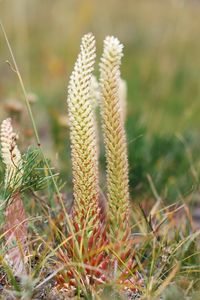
[1,0,200,202]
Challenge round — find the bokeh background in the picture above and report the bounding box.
[1,0,200,203]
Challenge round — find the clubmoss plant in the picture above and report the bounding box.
[55,34,141,297]
[0,118,27,276]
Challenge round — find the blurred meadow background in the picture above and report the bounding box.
[1,0,200,205]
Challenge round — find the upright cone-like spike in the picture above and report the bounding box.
[99,36,130,239]
[67,33,100,231]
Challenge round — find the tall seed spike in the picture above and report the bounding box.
[67,33,100,230]
[99,36,130,240]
